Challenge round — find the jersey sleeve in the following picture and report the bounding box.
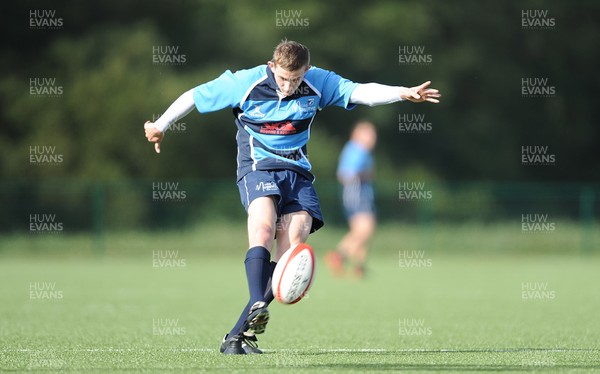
[308,67,358,110]
[193,67,262,113]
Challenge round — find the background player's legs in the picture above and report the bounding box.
[345,212,376,276]
[327,212,375,278]
[228,196,277,338]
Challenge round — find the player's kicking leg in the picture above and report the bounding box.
[274,211,312,261]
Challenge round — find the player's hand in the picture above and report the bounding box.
[144,121,164,154]
[401,81,441,103]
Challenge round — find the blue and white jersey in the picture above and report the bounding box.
[192,65,358,181]
[337,140,373,182]
[338,140,375,216]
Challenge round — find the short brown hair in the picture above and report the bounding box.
[272,40,310,71]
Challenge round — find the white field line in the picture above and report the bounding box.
[2,348,597,353]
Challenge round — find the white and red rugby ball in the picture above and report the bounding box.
[272,243,315,304]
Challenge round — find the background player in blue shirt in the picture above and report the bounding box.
[144,40,441,354]
[326,121,377,279]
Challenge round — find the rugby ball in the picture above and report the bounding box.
[272,243,315,304]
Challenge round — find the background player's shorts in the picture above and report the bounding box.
[237,169,324,233]
[342,181,376,219]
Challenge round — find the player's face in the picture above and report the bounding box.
[354,123,377,151]
[268,62,310,96]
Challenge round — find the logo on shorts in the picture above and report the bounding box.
[256,181,278,192]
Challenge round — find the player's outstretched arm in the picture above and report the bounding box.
[350,81,441,106]
[144,89,195,154]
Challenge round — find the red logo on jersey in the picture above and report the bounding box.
[260,121,297,135]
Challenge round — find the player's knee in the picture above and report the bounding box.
[287,235,304,248]
[362,222,376,237]
[355,225,374,240]
[252,223,276,245]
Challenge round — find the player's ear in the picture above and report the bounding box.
[268,60,276,71]
[304,65,311,72]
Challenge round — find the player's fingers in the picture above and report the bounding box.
[155,142,161,154]
[416,81,431,91]
[421,88,441,96]
[426,98,440,103]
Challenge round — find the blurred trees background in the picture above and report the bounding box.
[0,0,599,232]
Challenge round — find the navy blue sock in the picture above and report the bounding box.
[264,261,277,305]
[228,247,270,336]
[245,246,271,304]
[229,302,251,337]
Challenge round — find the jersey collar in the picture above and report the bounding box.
[265,65,280,92]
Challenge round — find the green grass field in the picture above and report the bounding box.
[1,224,599,372]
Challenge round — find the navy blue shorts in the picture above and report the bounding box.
[237,170,324,233]
[342,181,376,219]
